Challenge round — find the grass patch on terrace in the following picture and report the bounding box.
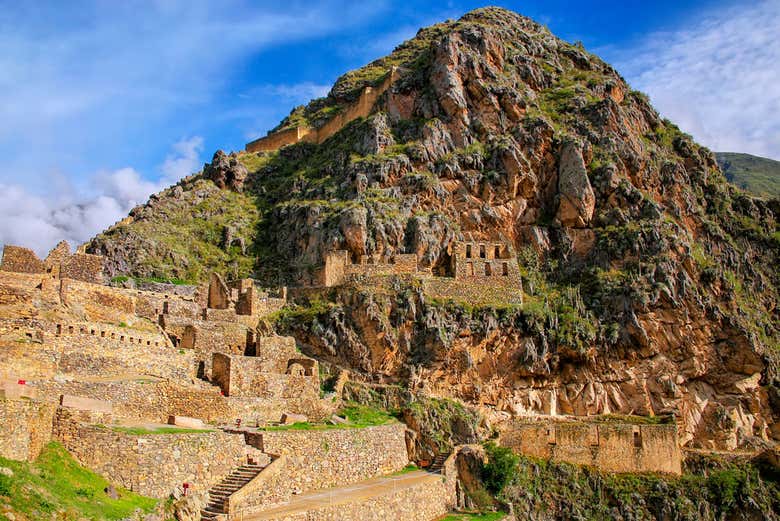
[390,464,420,476]
[108,425,214,435]
[0,442,157,520]
[259,402,398,431]
[439,513,506,521]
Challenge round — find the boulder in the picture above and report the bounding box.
[280,412,308,425]
[204,150,248,192]
[167,416,205,429]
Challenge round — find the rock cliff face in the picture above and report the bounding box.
[87,8,779,451]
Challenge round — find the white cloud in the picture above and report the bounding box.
[610,0,780,160]
[0,137,204,257]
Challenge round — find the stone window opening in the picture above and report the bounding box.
[120,335,125,342]
[56,324,62,335]
[547,427,556,445]
[479,244,486,258]
[467,262,474,276]
[68,326,74,334]
[466,244,472,258]
[100,331,105,338]
[633,429,643,448]
[146,340,151,346]
[502,262,509,276]
[80,327,86,334]
[494,245,500,258]
[111,333,115,339]
[154,342,159,347]
[485,263,492,276]
[129,337,134,343]
[162,302,170,314]
[90,329,95,335]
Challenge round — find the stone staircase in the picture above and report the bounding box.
[428,453,450,473]
[200,461,266,520]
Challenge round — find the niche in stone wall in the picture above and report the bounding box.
[484,263,492,276]
[479,244,486,258]
[633,427,643,448]
[502,262,508,276]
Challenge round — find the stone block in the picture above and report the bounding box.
[168,416,205,429]
[280,412,307,425]
[60,394,113,413]
[0,381,37,400]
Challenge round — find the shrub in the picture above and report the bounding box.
[481,442,518,494]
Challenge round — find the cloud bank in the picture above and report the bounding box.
[0,137,204,257]
[612,0,780,160]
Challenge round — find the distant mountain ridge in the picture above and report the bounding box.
[716,152,780,198]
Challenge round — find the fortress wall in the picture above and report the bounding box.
[255,472,455,521]
[245,68,399,154]
[30,377,329,425]
[162,315,250,377]
[422,277,523,306]
[57,420,247,498]
[212,353,319,400]
[0,246,46,274]
[234,423,409,513]
[60,253,104,284]
[60,279,135,320]
[48,334,194,381]
[0,398,55,461]
[500,421,682,475]
[246,126,311,153]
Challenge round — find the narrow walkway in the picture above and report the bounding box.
[241,471,440,520]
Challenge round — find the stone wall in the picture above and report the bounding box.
[422,277,523,306]
[231,423,410,514]
[212,353,319,399]
[500,420,682,474]
[0,398,55,461]
[30,377,331,425]
[60,253,104,284]
[0,246,46,274]
[232,471,454,521]
[245,68,399,154]
[60,279,136,320]
[55,413,249,498]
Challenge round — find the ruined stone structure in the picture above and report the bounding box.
[500,419,682,475]
[313,239,523,306]
[245,68,400,153]
[0,241,104,284]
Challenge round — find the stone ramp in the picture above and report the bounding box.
[241,470,451,521]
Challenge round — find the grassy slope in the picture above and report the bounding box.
[717,152,780,198]
[0,442,157,521]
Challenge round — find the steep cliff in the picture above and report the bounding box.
[87,7,779,451]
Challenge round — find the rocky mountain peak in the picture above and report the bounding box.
[86,6,778,452]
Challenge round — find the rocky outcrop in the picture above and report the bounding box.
[555,140,595,227]
[203,150,248,192]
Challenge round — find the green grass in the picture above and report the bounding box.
[716,152,780,198]
[108,426,214,435]
[259,402,398,431]
[439,513,506,521]
[589,414,674,425]
[0,442,157,520]
[390,464,420,476]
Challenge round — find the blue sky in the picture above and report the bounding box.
[1,0,778,254]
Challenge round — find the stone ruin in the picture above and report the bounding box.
[0,240,104,284]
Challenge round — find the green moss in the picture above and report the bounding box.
[0,442,157,520]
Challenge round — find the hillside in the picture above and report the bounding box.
[85,3,779,469]
[717,152,780,198]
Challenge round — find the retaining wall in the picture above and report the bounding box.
[0,398,55,461]
[500,420,682,474]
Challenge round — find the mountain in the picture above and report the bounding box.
[717,151,780,198]
[86,2,779,477]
